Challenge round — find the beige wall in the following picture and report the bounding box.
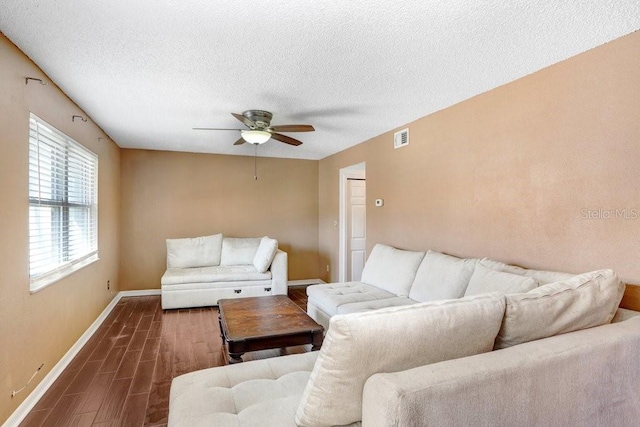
[0,34,120,421]
[119,149,319,289]
[320,31,640,285]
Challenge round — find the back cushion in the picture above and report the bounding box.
[220,238,261,266]
[295,293,506,426]
[166,234,222,268]
[252,236,278,273]
[481,258,575,284]
[360,244,425,297]
[409,250,477,302]
[464,263,538,296]
[494,269,625,349]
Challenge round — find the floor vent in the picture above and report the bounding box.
[394,128,409,149]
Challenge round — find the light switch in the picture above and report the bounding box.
[375,199,384,207]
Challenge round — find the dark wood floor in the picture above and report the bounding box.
[20,287,309,427]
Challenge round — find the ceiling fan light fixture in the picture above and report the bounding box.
[241,130,271,144]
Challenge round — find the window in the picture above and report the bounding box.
[28,113,98,292]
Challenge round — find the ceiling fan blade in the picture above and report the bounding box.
[193,127,243,131]
[269,124,315,132]
[271,133,303,146]
[233,137,246,145]
[231,112,256,128]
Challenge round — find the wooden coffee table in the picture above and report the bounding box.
[218,295,324,364]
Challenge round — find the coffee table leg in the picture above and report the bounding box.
[218,313,224,344]
[227,340,246,364]
[311,329,323,351]
[229,352,244,364]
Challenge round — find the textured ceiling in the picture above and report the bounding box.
[1,1,639,160]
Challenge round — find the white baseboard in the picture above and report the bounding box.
[3,289,158,427]
[119,289,161,297]
[287,278,326,287]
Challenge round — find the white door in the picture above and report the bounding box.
[347,179,366,281]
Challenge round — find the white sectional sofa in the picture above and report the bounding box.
[168,243,639,426]
[307,243,576,329]
[161,234,287,309]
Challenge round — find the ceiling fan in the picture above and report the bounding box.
[194,110,315,146]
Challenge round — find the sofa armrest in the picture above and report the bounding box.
[270,249,288,295]
[362,317,640,426]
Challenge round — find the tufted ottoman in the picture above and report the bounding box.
[168,352,318,426]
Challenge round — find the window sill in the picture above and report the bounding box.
[30,253,100,294]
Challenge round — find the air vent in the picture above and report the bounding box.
[394,128,409,149]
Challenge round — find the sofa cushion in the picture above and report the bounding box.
[360,244,425,297]
[161,265,271,286]
[480,258,575,284]
[221,237,261,266]
[464,262,538,297]
[166,234,223,268]
[494,269,625,349]
[253,237,278,273]
[295,293,506,426]
[306,282,398,317]
[409,250,477,302]
[169,352,319,427]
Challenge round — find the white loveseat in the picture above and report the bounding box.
[161,234,287,309]
[168,243,639,426]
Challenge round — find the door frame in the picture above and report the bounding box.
[339,163,366,283]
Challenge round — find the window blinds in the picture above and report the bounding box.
[28,114,98,289]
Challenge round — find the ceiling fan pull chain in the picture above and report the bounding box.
[254,144,258,181]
